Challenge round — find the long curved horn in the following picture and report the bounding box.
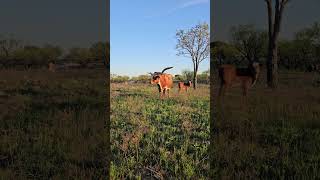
[161,66,173,73]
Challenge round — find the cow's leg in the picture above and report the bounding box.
[167,88,170,98]
[157,84,162,99]
[162,89,166,99]
[241,81,249,108]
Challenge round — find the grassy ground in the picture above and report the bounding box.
[1,69,319,179]
[212,70,320,179]
[0,69,108,179]
[111,83,209,179]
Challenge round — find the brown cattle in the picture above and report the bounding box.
[149,67,174,98]
[218,62,260,97]
[48,62,55,72]
[178,80,192,93]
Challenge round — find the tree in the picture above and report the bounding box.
[134,74,150,83]
[0,35,22,67]
[295,22,320,68]
[278,22,320,71]
[65,47,91,66]
[211,41,239,67]
[90,42,108,65]
[264,0,290,88]
[198,70,210,84]
[296,22,320,46]
[176,22,210,89]
[181,69,194,80]
[111,75,130,83]
[41,44,63,63]
[230,24,267,63]
[278,40,296,69]
[14,46,48,68]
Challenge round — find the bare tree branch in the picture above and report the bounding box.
[176,22,209,89]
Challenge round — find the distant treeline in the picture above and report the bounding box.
[211,22,320,72]
[0,35,109,69]
[111,70,210,84]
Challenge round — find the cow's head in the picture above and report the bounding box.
[149,72,161,84]
[149,67,173,84]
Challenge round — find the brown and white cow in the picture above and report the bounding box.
[178,80,192,93]
[218,62,260,97]
[149,67,174,98]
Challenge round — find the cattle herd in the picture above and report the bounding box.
[149,67,193,98]
[150,62,261,99]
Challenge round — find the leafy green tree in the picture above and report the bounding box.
[197,70,210,84]
[41,44,63,63]
[0,35,22,67]
[211,41,239,68]
[181,69,194,81]
[230,24,267,63]
[65,47,91,66]
[111,75,130,83]
[295,22,320,69]
[279,22,320,71]
[12,46,45,68]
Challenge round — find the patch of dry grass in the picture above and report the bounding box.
[0,69,108,179]
[212,71,320,179]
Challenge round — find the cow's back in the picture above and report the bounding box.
[160,74,173,89]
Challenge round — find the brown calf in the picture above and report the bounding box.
[149,67,174,98]
[178,80,192,93]
[218,62,260,97]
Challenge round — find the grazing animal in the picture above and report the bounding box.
[218,62,260,97]
[48,62,55,72]
[178,80,192,93]
[149,67,174,98]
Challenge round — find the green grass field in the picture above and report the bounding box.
[0,70,108,179]
[1,69,319,179]
[111,83,210,179]
[212,70,320,179]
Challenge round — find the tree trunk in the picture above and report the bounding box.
[193,71,197,89]
[193,63,199,89]
[267,40,279,88]
[266,0,287,89]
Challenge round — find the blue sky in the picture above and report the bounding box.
[111,0,210,77]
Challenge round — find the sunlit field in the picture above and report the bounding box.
[111,83,209,179]
[0,69,108,179]
[212,70,320,179]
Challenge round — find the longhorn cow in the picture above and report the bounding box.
[149,67,174,98]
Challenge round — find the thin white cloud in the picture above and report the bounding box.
[179,0,209,9]
[144,0,209,19]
